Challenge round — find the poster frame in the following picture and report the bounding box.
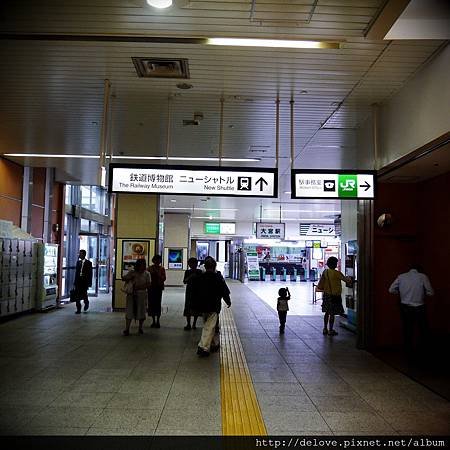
[121,239,151,277]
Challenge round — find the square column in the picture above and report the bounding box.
[163,213,190,286]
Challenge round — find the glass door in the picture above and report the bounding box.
[79,234,98,296]
[98,236,110,293]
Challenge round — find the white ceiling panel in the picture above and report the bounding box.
[0,0,447,223]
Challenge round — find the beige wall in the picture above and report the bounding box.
[378,44,450,168]
[113,194,159,309]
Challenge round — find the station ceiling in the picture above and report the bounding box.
[0,0,447,223]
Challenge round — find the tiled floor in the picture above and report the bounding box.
[0,282,449,436]
[232,283,450,436]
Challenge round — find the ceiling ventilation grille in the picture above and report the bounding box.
[132,57,190,79]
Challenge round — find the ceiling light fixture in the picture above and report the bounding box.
[146,0,172,8]
[112,156,261,162]
[5,154,261,163]
[166,157,260,162]
[163,207,238,211]
[207,38,339,49]
[265,209,340,213]
[4,153,100,159]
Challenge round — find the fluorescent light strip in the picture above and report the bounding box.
[207,38,339,49]
[259,218,334,222]
[264,209,340,213]
[4,153,100,159]
[163,207,238,211]
[4,154,261,163]
[112,156,260,162]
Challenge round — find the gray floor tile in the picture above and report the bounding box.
[70,378,125,393]
[322,411,396,433]
[359,391,430,412]
[118,379,173,394]
[264,411,330,433]
[21,426,89,435]
[250,369,298,383]
[258,394,317,412]
[107,392,169,410]
[50,391,114,408]
[301,382,355,398]
[254,382,306,397]
[0,390,61,407]
[28,407,104,428]
[91,408,161,432]
[86,427,155,435]
[311,395,375,413]
[382,411,450,434]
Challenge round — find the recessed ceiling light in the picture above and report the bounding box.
[146,0,172,8]
[170,199,176,203]
[300,90,308,94]
[284,191,292,194]
[176,83,193,89]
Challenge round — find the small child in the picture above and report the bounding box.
[277,287,290,334]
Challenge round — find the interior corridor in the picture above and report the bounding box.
[0,283,448,436]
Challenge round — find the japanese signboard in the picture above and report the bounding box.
[291,170,375,199]
[204,223,236,235]
[247,252,260,281]
[109,164,277,198]
[256,223,286,239]
[304,224,336,236]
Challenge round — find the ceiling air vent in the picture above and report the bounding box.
[132,57,190,79]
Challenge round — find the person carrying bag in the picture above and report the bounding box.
[316,257,351,336]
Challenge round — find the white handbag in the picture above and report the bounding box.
[121,280,134,294]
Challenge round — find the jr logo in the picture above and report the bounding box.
[338,175,358,197]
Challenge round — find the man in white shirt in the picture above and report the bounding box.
[389,265,434,355]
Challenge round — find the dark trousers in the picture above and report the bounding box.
[278,311,287,327]
[400,304,428,354]
[148,288,163,317]
[75,286,89,312]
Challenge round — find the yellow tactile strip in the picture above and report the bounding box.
[220,307,267,436]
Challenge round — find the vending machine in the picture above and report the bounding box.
[341,240,358,332]
[35,243,59,310]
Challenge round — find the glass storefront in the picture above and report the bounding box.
[61,184,112,298]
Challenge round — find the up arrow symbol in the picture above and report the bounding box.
[359,181,371,191]
[255,177,268,191]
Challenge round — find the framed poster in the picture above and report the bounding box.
[196,242,209,261]
[168,248,183,269]
[121,240,150,277]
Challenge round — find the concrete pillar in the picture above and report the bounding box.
[113,193,159,310]
[163,213,190,286]
[43,168,54,243]
[20,166,33,233]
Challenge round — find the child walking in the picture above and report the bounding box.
[277,287,290,334]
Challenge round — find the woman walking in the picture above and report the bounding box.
[183,257,202,330]
[122,258,151,336]
[147,255,166,328]
[316,256,351,336]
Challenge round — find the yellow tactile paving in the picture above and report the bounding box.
[220,307,267,436]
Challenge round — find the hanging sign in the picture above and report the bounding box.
[291,170,375,199]
[256,223,285,239]
[109,164,277,198]
[204,223,236,235]
[304,224,336,236]
[247,252,260,281]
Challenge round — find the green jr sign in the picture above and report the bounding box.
[338,174,358,198]
[204,223,221,234]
